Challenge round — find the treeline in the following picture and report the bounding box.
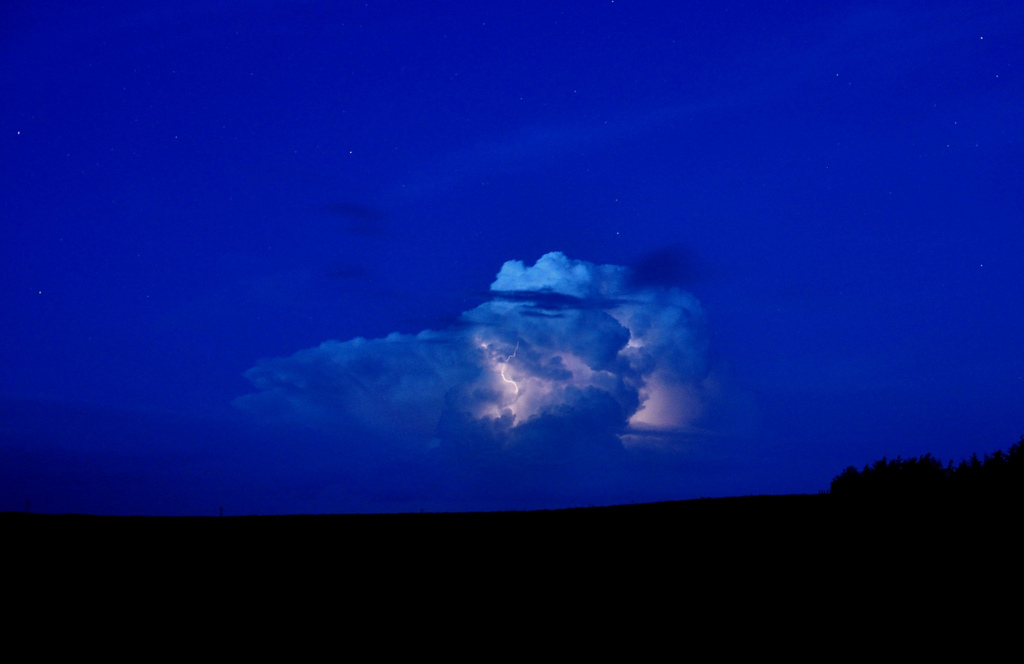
[830,436,1023,500]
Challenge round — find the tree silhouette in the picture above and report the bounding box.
[831,436,1023,501]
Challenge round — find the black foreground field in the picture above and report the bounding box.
[5,492,1018,642]
[5,492,1013,571]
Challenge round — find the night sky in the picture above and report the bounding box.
[3,1,1022,515]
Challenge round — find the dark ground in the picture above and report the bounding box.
[6,493,1016,648]
[6,493,1012,574]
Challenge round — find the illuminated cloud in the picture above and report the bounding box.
[235,252,717,460]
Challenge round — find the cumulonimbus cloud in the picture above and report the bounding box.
[235,252,717,462]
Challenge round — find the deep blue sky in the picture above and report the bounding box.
[3,1,1022,515]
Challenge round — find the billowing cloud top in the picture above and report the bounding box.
[236,252,714,465]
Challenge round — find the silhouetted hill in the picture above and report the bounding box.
[5,489,1013,568]
[6,489,1018,643]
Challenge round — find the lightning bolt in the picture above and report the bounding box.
[499,341,519,393]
